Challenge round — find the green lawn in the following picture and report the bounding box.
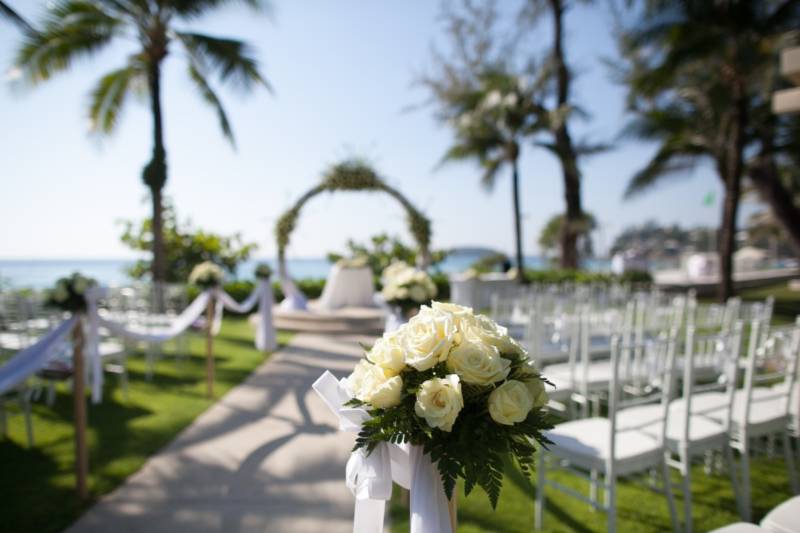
[0,317,291,533]
[390,455,792,532]
[391,281,799,532]
[737,281,800,325]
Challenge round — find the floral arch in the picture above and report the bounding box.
[275,160,432,275]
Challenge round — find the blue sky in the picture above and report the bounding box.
[0,0,757,260]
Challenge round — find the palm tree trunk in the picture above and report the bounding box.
[717,85,747,302]
[511,157,524,282]
[143,60,168,312]
[550,0,582,270]
[748,146,800,255]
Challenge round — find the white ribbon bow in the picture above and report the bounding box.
[313,371,452,533]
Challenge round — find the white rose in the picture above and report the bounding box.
[346,360,372,398]
[347,360,403,409]
[525,376,548,409]
[414,374,463,432]
[430,301,474,329]
[402,310,455,371]
[488,380,534,425]
[369,332,406,375]
[466,314,526,356]
[368,375,403,408]
[409,284,428,303]
[446,339,510,385]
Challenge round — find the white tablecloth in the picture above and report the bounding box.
[317,265,376,310]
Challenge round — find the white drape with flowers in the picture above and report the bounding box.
[0,282,278,404]
[313,370,452,533]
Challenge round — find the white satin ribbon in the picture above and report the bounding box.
[0,316,77,395]
[312,371,451,533]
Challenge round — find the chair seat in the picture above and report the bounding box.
[760,494,800,533]
[543,361,613,390]
[545,417,662,476]
[617,403,728,450]
[703,392,789,431]
[544,374,573,403]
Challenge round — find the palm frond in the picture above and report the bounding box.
[187,61,235,146]
[0,1,35,33]
[176,31,270,92]
[15,0,121,84]
[624,145,701,199]
[88,56,145,134]
[171,0,266,19]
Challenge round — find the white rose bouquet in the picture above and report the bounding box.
[381,263,438,315]
[345,301,552,507]
[254,263,273,279]
[189,261,224,288]
[46,272,96,312]
[335,256,369,269]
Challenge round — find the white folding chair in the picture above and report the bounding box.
[535,330,680,532]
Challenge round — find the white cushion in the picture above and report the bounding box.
[545,417,662,476]
[617,403,727,449]
[760,495,800,533]
[544,374,573,402]
[544,361,613,389]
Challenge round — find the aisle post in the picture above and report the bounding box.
[72,315,89,499]
[205,293,215,398]
[448,491,457,533]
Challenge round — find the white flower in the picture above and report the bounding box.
[525,376,548,409]
[409,285,428,303]
[465,314,526,356]
[503,93,518,108]
[368,332,406,375]
[189,261,224,286]
[382,261,412,284]
[414,375,463,432]
[401,310,455,371]
[347,359,403,409]
[488,380,534,425]
[447,339,510,385]
[483,90,503,109]
[368,375,403,408]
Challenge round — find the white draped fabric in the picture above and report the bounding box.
[217,281,277,352]
[313,371,452,533]
[278,263,309,311]
[317,265,375,310]
[0,282,278,404]
[0,316,77,395]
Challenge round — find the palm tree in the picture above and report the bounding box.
[617,0,799,301]
[13,0,270,309]
[0,1,34,33]
[436,69,547,282]
[519,0,601,270]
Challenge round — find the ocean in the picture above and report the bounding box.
[0,256,611,289]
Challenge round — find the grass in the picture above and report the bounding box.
[0,317,291,533]
[390,281,799,532]
[737,281,800,325]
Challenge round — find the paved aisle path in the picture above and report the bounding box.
[68,332,374,533]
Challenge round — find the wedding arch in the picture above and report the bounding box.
[275,160,432,275]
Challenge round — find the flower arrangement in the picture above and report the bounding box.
[335,256,369,269]
[189,261,224,288]
[346,302,552,507]
[254,263,273,279]
[381,262,437,315]
[46,272,96,312]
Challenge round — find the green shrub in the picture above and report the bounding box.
[430,272,451,300]
[523,269,650,285]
